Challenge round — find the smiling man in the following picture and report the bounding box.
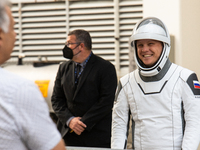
[136,39,163,68]
[111,17,200,150]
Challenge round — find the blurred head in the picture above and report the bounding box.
[0,0,16,64]
[130,17,170,76]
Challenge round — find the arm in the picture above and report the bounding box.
[51,63,74,126]
[111,81,130,149]
[52,139,66,150]
[52,63,86,135]
[81,63,117,131]
[15,80,64,150]
[182,73,200,150]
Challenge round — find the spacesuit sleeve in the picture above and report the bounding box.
[111,80,130,149]
[181,72,200,150]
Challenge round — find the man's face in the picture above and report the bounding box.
[136,39,163,68]
[0,6,16,64]
[66,34,81,61]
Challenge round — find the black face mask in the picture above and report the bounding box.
[62,45,73,59]
[62,44,81,59]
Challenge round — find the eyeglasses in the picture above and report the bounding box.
[65,42,80,47]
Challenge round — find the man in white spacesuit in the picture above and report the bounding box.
[111,17,200,150]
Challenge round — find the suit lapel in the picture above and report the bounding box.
[73,54,96,99]
[64,61,76,100]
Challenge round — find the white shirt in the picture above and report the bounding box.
[0,67,61,150]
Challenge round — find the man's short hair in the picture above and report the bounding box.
[0,0,11,33]
[68,29,92,50]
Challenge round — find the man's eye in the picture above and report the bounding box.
[148,43,154,46]
[66,43,71,46]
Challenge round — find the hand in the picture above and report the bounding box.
[69,117,87,135]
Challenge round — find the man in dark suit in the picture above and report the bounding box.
[51,29,117,148]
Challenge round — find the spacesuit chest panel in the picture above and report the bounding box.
[128,64,184,149]
[135,64,178,94]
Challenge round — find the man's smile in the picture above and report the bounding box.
[143,54,152,58]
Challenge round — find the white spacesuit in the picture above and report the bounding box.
[111,17,200,150]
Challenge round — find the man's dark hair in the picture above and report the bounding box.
[68,29,92,50]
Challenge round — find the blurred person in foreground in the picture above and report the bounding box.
[51,29,117,147]
[111,17,200,150]
[0,0,65,149]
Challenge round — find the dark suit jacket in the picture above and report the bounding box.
[51,53,117,147]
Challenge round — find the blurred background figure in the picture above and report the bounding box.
[0,0,65,149]
[112,17,200,150]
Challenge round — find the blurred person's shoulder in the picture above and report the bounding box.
[0,67,38,91]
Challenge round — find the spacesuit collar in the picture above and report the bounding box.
[139,58,172,82]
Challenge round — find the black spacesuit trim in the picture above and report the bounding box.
[124,139,127,149]
[181,102,185,136]
[115,81,122,101]
[124,110,131,149]
[186,73,200,95]
[140,58,172,82]
[132,118,135,149]
[138,81,168,95]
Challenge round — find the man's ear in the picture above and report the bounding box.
[80,42,85,49]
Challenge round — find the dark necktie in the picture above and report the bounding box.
[75,64,81,84]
